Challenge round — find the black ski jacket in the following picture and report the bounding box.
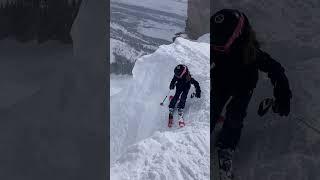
[170,76,201,94]
[211,48,290,96]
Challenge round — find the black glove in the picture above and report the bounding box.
[195,91,201,98]
[169,83,175,90]
[272,77,292,116]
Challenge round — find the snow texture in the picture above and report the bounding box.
[111,36,210,180]
[213,1,320,179]
[110,38,143,64]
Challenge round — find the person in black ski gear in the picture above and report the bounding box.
[169,64,201,112]
[211,8,292,163]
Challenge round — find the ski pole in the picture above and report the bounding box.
[160,90,171,106]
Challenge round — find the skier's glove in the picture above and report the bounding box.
[195,91,201,98]
[272,75,292,116]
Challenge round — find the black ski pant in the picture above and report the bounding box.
[169,86,190,109]
[211,89,253,150]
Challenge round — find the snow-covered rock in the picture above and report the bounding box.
[111,37,210,180]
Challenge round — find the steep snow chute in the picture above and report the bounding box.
[111,36,210,179]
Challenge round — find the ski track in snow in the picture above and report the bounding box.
[111,36,210,180]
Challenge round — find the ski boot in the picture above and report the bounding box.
[178,108,185,127]
[168,108,174,128]
[217,144,234,180]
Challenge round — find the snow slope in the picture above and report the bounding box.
[110,0,187,74]
[112,0,188,17]
[110,75,132,97]
[110,36,210,180]
[110,38,143,64]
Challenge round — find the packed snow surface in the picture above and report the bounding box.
[110,36,210,180]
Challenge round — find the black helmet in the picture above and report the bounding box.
[174,64,188,79]
[211,9,249,53]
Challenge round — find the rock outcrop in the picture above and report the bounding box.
[185,0,210,39]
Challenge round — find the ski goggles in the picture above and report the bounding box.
[213,12,245,53]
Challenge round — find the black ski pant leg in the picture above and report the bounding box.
[218,90,253,150]
[169,88,183,109]
[177,87,190,109]
[211,89,230,134]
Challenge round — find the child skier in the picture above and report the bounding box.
[211,9,292,178]
[168,64,201,127]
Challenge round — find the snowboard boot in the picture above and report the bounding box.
[168,108,174,127]
[217,144,234,179]
[178,108,185,127]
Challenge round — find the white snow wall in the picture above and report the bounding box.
[0,0,107,180]
[213,1,320,180]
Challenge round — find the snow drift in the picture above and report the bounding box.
[111,36,210,180]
